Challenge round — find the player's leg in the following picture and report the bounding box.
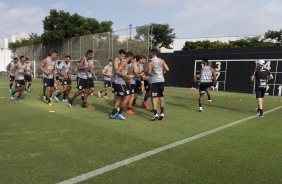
[55,80,68,102]
[11,80,20,100]
[103,81,111,98]
[142,80,150,109]
[150,83,159,120]
[126,85,136,114]
[9,75,14,92]
[206,85,212,103]
[158,82,165,120]
[198,84,206,112]
[27,76,32,92]
[18,81,25,100]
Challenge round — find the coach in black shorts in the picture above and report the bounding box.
[251,60,273,117]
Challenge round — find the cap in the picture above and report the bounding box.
[256,60,265,65]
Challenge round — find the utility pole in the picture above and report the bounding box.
[129,23,132,40]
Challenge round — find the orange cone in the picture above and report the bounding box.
[227,101,232,104]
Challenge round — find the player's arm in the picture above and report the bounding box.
[145,60,153,75]
[92,71,97,80]
[102,66,110,76]
[211,68,216,86]
[6,63,11,74]
[77,58,88,70]
[39,59,49,75]
[116,61,133,80]
[162,60,169,73]
[57,63,66,79]
[133,64,143,77]
[268,72,274,80]
[11,64,19,79]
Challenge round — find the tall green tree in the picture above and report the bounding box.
[135,23,176,49]
[264,30,282,45]
[41,9,113,45]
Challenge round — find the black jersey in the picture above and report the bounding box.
[254,67,270,89]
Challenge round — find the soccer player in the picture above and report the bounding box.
[84,55,97,106]
[145,49,169,121]
[198,58,216,112]
[6,57,18,93]
[250,60,273,117]
[110,52,134,120]
[54,61,61,93]
[98,59,113,99]
[24,57,33,92]
[112,49,127,102]
[134,55,146,105]
[54,55,72,102]
[126,55,145,114]
[40,50,58,106]
[10,56,27,101]
[68,50,93,108]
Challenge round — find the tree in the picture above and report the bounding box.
[264,30,282,45]
[135,23,176,49]
[41,9,113,45]
[8,33,42,51]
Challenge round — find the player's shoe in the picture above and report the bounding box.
[27,88,31,92]
[43,100,48,103]
[16,97,22,101]
[50,97,53,101]
[9,88,12,93]
[68,99,73,108]
[126,109,135,115]
[24,90,26,94]
[116,113,126,120]
[110,114,117,119]
[48,102,53,106]
[188,87,196,90]
[10,94,14,101]
[199,107,203,112]
[54,96,60,102]
[62,99,68,102]
[103,96,108,99]
[158,113,164,120]
[43,96,46,100]
[98,91,101,98]
[151,114,159,121]
[90,93,93,96]
[205,100,212,103]
[142,101,149,109]
[259,113,264,117]
[139,93,144,99]
[128,106,134,109]
[85,104,91,108]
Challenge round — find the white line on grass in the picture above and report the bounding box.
[58,106,282,184]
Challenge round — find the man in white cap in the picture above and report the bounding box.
[250,60,273,117]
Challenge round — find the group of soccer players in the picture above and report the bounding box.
[6,56,33,101]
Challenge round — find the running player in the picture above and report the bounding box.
[24,57,33,92]
[133,55,146,106]
[110,52,134,120]
[43,54,51,100]
[112,49,127,103]
[10,56,27,101]
[145,49,169,121]
[6,57,19,93]
[198,58,216,112]
[250,60,273,117]
[40,50,58,106]
[68,50,93,108]
[54,55,72,102]
[98,59,113,99]
[84,56,97,107]
[54,61,61,93]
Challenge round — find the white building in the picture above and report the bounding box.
[160,35,260,53]
[0,32,29,72]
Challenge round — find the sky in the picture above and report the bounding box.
[0,0,282,39]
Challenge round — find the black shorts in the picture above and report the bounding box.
[56,76,59,80]
[61,79,71,85]
[150,82,164,98]
[112,82,116,93]
[104,80,111,88]
[10,75,15,81]
[114,84,130,97]
[255,88,266,98]
[129,84,137,94]
[24,75,32,82]
[43,78,55,87]
[88,78,95,88]
[199,82,213,95]
[144,80,151,91]
[136,80,142,91]
[77,78,89,90]
[15,80,25,87]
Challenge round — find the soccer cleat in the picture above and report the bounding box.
[43,96,46,100]
[54,96,60,102]
[10,94,14,101]
[27,88,31,92]
[48,102,53,106]
[199,107,203,112]
[139,93,144,99]
[90,93,93,96]
[142,101,149,109]
[126,109,135,115]
[43,100,48,103]
[116,113,126,120]
[205,100,212,103]
[188,87,196,90]
[259,114,264,117]
[158,113,164,120]
[98,91,101,98]
[103,96,108,99]
[62,99,68,102]
[110,114,117,119]
[68,99,73,108]
[9,88,12,93]
[85,104,91,108]
[16,97,22,101]
[151,114,159,121]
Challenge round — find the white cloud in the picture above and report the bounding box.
[50,2,65,10]
[170,0,282,38]
[0,2,45,38]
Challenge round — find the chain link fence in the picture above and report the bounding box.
[13,25,151,80]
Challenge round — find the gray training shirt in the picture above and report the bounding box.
[114,59,128,85]
[15,62,27,80]
[42,58,56,79]
[200,66,213,83]
[104,65,112,81]
[58,61,71,80]
[150,57,165,83]
[112,57,121,83]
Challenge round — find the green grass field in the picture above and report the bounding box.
[0,77,282,184]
